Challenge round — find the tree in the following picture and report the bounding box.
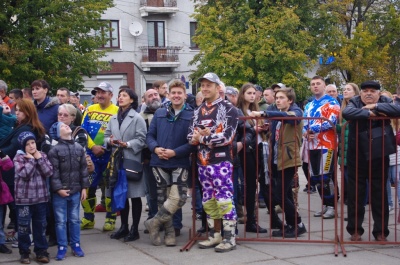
[190,0,337,102]
[316,1,398,90]
[0,0,114,92]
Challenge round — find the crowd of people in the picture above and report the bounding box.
[0,74,400,263]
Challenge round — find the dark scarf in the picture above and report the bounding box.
[117,107,131,127]
[166,102,186,122]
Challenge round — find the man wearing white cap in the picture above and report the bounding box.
[80,82,119,231]
[188,72,239,252]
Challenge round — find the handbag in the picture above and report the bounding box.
[0,179,14,204]
[111,169,128,212]
[123,159,143,181]
[359,125,396,160]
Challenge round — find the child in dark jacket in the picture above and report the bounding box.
[0,102,17,138]
[48,122,89,260]
[13,131,53,264]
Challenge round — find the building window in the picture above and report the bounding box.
[190,22,198,49]
[148,21,165,47]
[97,20,120,49]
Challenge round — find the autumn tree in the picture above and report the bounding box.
[0,0,114,92]
[190,0,338,101]
[316,1,398,90]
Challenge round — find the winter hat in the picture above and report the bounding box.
[49,122,63,141]
[18,131,36,147]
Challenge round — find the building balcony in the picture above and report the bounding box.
[139,0,179,17]
[139,46,182,71]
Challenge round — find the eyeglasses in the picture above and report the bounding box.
[58,113,70,117]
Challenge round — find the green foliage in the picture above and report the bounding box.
[0,0,114,93]
[190,0,332,102]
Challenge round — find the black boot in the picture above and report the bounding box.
[110,224,129,239]
[124,225,139,242]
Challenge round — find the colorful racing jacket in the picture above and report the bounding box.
[303,94,340,150]
[187,98,239,166]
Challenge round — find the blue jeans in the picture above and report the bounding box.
[173,208,182,230]
[17,203,48,255]
[0,205,5,244]
[53,192,81,247]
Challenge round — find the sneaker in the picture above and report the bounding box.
[20,252,30,264]
[275,205,283,213]
[102,218,116,231]
[314,205,327,217]
[145,204,149,212]
[56,246,67,260]
[80,217,95,230]
[12,241,18,248]
[5,231,17,244]
[36,252,50,263]
[95,204,106,212]
[303,185,316,193]
[0,244,12,254]
[71,243,84,257]
[322,206,336,219]
[389,206,394,214]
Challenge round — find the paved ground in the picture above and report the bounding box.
[1,169,400,265]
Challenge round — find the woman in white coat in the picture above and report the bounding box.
[104,88,147,241]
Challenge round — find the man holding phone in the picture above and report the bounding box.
[188,73,239,252]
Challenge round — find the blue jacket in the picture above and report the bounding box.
[146,103,195,169]
[35,97,59,133]
[0,106,17,139]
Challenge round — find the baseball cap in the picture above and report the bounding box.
[198,73,222,85]
[91,82,114,95]
[360,80,381,90]
[225,86,238,95]
[254,85,263,92]
[271,83,286,90]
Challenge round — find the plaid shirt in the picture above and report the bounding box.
[13,151,53,205]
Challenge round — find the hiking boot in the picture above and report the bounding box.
[20,252,30,264]
[55,246,67,260]
[314,205,327,217]
[198,232,222,249]
[71,243,84,257]
[0,244,12,254]
[214,220,236,253]
[80,217,95,230]
[322,206,336,219]
[103,218,116,231]
[36,251,50,263]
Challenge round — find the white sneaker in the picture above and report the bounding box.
[314,205,327,217]
[389,206,394,214]
[323,206,336,219]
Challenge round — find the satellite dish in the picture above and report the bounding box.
[129,22,143,37]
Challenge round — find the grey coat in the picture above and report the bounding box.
[104,109,147,198]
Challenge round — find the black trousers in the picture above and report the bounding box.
[346,157,389,238]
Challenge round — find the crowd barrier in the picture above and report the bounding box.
[181,116,400,257]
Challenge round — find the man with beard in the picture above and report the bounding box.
[80,82,119,231]
[140,89,162,230]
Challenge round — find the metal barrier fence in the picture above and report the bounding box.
[181,116,400,256]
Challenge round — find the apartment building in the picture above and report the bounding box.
[81,0,199,103]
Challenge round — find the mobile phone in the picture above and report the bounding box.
[197,124,206,130]
[112,139,120,144]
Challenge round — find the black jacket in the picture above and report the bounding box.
[48,139,90,195]
[342,95,400,163]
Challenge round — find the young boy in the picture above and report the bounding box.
[13,131,53,264]
[48,122,89,260]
